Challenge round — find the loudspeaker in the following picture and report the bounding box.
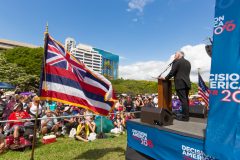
[141,107,173,126]
[205,45,212,58]
[189,105,207,118]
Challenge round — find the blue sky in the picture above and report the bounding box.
[0,0,215,66]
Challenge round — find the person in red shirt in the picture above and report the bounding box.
[7,103,31,145]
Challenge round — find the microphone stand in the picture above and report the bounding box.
[157,63,172,79]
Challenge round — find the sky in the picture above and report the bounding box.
[0,0,215,81]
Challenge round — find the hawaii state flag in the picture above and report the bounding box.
[39,34,116,116]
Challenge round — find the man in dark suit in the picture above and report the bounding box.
[161,51,191,121]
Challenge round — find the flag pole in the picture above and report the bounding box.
[30,23,48,160]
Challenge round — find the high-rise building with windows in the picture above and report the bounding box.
[71,43,102,73]
[65,38,76,52]
[93,48,119,80]
[65,38,119,79]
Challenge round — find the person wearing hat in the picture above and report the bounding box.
[7,103,31,146]
[29,96,42,127]
[41,110,60,135]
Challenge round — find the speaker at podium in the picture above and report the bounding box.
[141,79,173,126]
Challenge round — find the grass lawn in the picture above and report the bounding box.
[0,134,127,160]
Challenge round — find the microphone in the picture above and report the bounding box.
[167,60,175,67]
[158,60,175,78]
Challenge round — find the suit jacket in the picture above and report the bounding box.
[165,57,191,90]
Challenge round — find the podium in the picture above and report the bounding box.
[158,79,172,111]
[141,79,173,126]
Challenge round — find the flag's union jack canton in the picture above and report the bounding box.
[198,73,209,107]
[39,34,116,115]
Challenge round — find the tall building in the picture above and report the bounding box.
[65,37,76,52]
[65,38,119,80]
[71,43,102,73]
[94,48,119,80]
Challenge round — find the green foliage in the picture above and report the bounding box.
[111,79,199,95]
[111,79,158,95]
[3,47,44,75]
[0,47,43,91]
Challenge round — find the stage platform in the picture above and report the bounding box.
[126,118,215,160]
[131,117,207,140]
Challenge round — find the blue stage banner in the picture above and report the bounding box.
[127,121,215,160]
[205,0,240,159]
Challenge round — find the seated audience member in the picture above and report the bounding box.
[143,97,155,108]
[72,106,80,115]
[41,110,59,135]
[153,95,158,108]
[0,133,6,154]
[115,99,124,112]
[113,112,124,131]
[135,95,144,111]
[172,96,181,111]
[75,119,89,142]
[84,110,96,134]
[124,96,134,112]
[7,103,31,146]
[29,96,42,127]
[2,95,16,120]
[46,101,57,111]
[63,106,78,134]
[125,112,135,121]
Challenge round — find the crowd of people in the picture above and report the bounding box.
[0,89,207,153]
[0,90,141,153]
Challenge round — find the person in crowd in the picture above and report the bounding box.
[28,96,42,126]
[172,96,181,115]
[112,112,124,132]
[0,133,5,154]
[143,97,155,108]
[2,95,16,120]
[62,106,78,134]
[84,110,96,134]
[72,106,80,115]
[124,96,134,112]
[41,110,60,135]
[46,100,57,111]
[153,94,158,108]
[161,51,191,121]
[0,96,6,117]
[75,119,89,142]
[125,112,135,121]
[115,99,124,112]
[6,103,31,146]
[135,95,144,111]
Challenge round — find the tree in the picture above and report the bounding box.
[0,49,41,91]
[3,47,44,76]
[111,79,199,96]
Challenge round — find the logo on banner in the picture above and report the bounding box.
[182,145,215,160]
[210,73,240,103]
[214,15,236,35]
[131,129,153,148]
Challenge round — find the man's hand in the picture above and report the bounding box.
[159,77,165,80]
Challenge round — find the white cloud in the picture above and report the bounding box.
[119,44,211,82]
[127,0,154,13]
